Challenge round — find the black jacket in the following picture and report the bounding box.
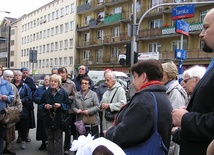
[106,84,172,151]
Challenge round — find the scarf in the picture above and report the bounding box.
[137,80,162,91]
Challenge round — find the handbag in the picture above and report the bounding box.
[74,120,86,135]
[0,105,20,124]
[123,92,168,155]
[104,87,120,122]
[83,115,96,124]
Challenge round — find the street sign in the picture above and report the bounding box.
[175,49,186,60]
[175,20,190,36]
[29,50,38,63]
[172,4,195,20]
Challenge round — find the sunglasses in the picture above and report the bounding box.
[78,68,85,71]
[81,82,89,85]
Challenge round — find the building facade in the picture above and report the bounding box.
[76,0,214,74]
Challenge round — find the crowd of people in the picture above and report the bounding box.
[0,8,214,155]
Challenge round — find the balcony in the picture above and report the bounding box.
[138,21,203,38]
[104,13,122,24]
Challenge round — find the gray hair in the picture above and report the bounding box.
[162,61,178,79]
[183,65,206,79]
[105,71,117,82]
[3,70,14,77]
[13,70,23,76]
[50,74,62,85]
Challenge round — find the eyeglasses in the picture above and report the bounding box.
[81,82,89,85]
[78,68,85,71]
[183,77,194,83]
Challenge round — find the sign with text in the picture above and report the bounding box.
[175,49,186,60]
[175,20,190,36]
[172,4,195,20]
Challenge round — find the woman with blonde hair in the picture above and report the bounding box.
[39,74,70,155]
[162,61,188,155]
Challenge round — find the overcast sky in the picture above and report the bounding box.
[0,0,53,20]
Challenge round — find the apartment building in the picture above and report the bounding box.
[76,0,214,73]
[3,0,76,74]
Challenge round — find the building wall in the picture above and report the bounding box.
[12,0,76,74]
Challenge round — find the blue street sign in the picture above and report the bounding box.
[172,4,195,20]
[175,49,186,60]
[175,20,190,36]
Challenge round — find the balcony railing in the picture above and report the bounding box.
[75,49,213,65]
[138,21,203,38]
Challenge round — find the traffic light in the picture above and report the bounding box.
[125,43,131,66]
[134,51,138,64]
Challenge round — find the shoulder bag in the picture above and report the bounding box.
[104,87,120,122]
[123,92,168,155]
[0,105,20,124]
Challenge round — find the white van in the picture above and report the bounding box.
[88,70,129,85]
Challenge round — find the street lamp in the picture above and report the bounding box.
[0,11,10,14]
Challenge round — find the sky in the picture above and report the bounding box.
[0,0,53,20]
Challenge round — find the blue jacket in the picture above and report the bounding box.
[0,79,14,111]
[39,87,70,129]
[14,82,32,119]
[33,85,48,120]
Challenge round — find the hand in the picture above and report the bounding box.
[82,110,89,115]
[101,103,110,110]
[44,104,53,110]
[53,103,61,109]
[103,130,107,137]
[77,109,83,114]
[172,108,188,127]
[1,95,7,101]
[171,126,179,135]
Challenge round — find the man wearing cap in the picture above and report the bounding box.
[20,67,36,143]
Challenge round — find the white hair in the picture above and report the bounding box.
[3,70,14,77]
[183,65,206,79]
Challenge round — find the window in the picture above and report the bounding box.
[84,16,91,25]
[172,39,187,51]
[65,5,69,15]
[43,30,46,38]
[64,57,67,65]
[65,23,69,32]
[50,58,53,66]
[113,7,122,13]
[71,4,74,13]
[60,40,63,49]
[149,19,162,28]
[60,8,64,17]
[51,43,54,51]
[55,42,58,50]
[60,24,63,33]
[69,38,73,48]
[64,39,68,49]
[51,27,54,36]
[96,49,103,59]
[83,50,90,60]
[10,51,14,56]
[55,26,59,35]
[111,47,120,58]
[69,56,73,65]
[42,59,45,67]
[70,21,74,30]
[149,43,161,52]
[39,45,42,54]
[47,29,50,37]
[39,60,41,68]
[112,27,120,37]
[151,0,163,7]
[52,12,55,20]
[56,10,59,19]
[43,45,46,53]
[97,30,104,40]
[47,44,50,52]
[59,57,62,66]
[200,10,210,22]
[46,59,49,67]
[84,33,90,42]
[55,58,58,65]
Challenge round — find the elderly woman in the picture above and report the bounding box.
[2,70,22,155]
[72,76,100,138]
[162,61,188,155]
[39,74,70,155]
[100,71,127,131]
[33,75,50,150]
[105,59,173,154]
[0,71,14,155]
[12,70,32,150]
[182,65,206,98]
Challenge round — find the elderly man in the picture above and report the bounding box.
[100,71,127,131]
[73,65,94,91]
[172,8,214,155]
